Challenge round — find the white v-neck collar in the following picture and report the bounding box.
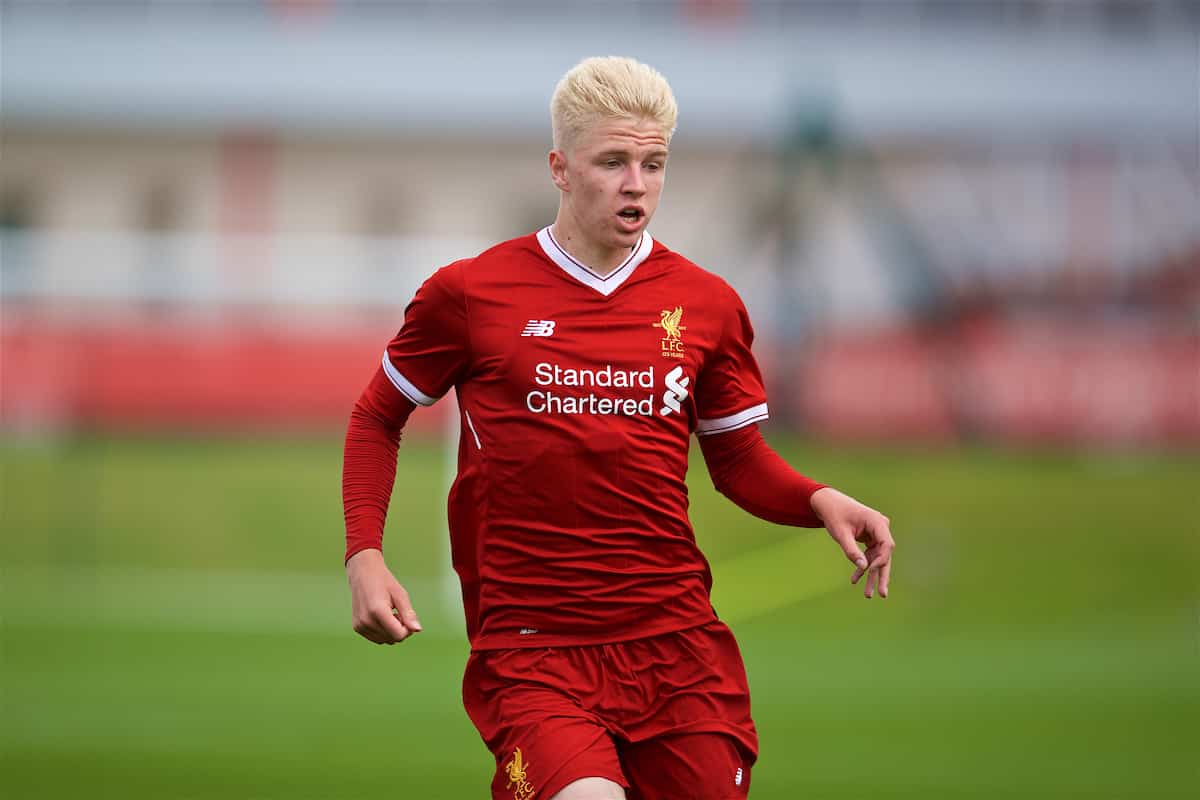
[536,226,654,297]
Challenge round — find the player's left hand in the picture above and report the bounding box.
[810,487,894,599]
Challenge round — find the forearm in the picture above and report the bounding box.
[698,424,826,528]
[343,367,415,562]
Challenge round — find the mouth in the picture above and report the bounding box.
[616,207,645,226]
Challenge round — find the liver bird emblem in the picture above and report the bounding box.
[656,306,685,340]
[504,747,534,799]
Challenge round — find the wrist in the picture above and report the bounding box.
[809,486,842,522]
[345,546,383,570]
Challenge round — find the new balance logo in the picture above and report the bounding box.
[521,320,556,337]
[659,365,690,416]
[735,767,744,786]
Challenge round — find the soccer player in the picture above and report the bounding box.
[343,56,894,800]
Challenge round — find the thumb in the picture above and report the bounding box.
[389,582,423,633]
[829,523,868,571]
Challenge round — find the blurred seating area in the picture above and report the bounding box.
[2,0,1196,444]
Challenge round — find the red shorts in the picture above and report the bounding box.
[462,620,757,800]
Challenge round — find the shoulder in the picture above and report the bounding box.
[465,232,542,274]
[647,239,745,306]
[424,231,540,293]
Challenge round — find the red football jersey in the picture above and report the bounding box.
[382,228,769,650]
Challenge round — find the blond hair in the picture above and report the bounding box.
[550,56,678,151]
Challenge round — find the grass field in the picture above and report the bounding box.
[2,434,1197,799]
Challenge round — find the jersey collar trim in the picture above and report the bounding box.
[536,226,653,297]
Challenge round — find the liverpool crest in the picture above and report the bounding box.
[653,306,686,359]
[504,747,535,800]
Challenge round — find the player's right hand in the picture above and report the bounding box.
[345,548,423,644]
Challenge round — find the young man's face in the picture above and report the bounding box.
[552,115,669,258]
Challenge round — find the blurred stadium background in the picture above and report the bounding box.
[2,1,1197,798]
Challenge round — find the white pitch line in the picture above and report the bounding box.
[0,565,452,637]
[709,532,848,624]
[1,536,844,638]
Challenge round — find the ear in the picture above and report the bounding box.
[548,149,570,192]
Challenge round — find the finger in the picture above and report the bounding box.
[871,517,896,550]
[866,549,890,571]
[879,559,891,599]
[864,546,888,596]
[829,525,869,571]
[372,607,412,643]
[353,620,389,645]
[390,585,423,633]
[850,564,866,584]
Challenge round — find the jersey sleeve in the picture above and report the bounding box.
[694,285,769,436]
[380,260,471,406]
[699,423,826,527]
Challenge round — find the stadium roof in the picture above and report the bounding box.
[2,5,1195,144]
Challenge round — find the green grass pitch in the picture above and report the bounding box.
[2,435,1197,798]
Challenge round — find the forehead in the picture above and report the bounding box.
[574,116,669,154]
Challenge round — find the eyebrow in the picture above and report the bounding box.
[597,149,669,159]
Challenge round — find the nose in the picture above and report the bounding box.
[622,164,646,196]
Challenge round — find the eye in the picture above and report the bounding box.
[645,162,663,172]
[605,160,621,168]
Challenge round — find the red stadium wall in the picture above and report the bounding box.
[0,315,449,435]
[2,313,1195,445]
[793,317,1199,446]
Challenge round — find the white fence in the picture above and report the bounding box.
[1,231,488,311]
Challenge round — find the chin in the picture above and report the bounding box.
[613,227,644,246]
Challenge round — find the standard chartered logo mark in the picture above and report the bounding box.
[523,361,692,420]
[659,365,690,416]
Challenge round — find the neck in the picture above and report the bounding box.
[549,215,635,277]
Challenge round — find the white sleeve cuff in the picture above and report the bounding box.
[381,352,438,407]
[694,403,769,436]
